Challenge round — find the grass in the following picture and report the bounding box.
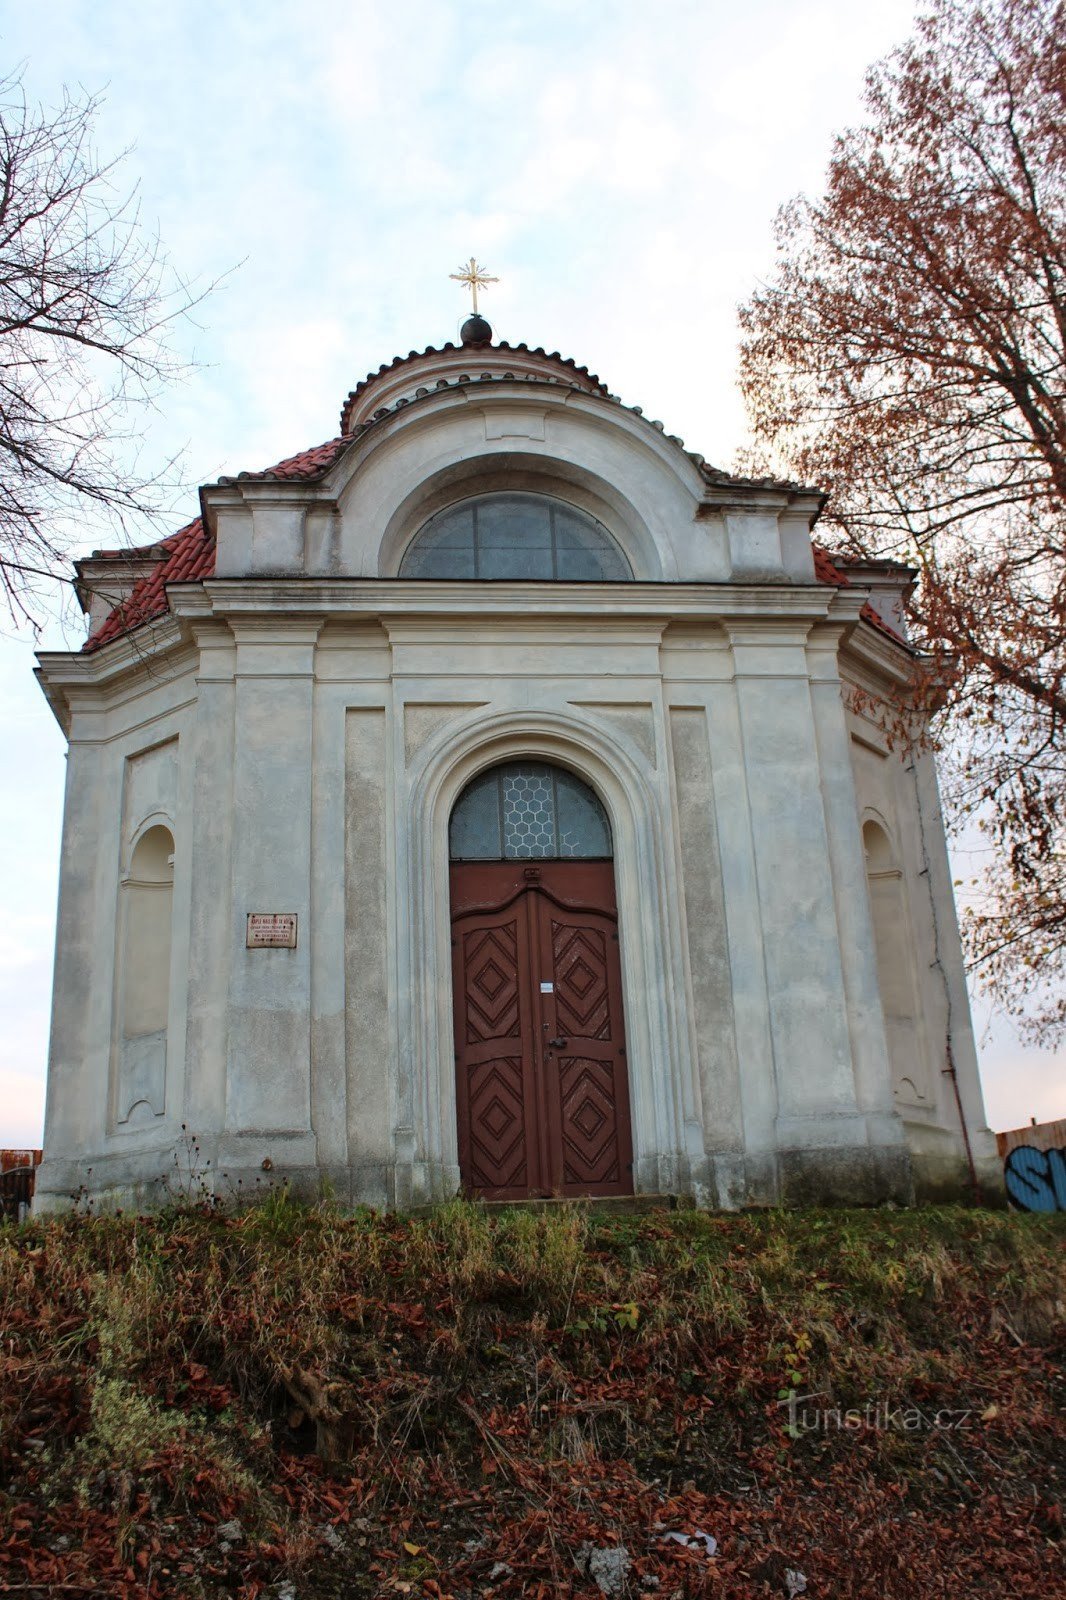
[0,1198,1062,1597]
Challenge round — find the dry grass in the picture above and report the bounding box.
[0,1199,1062,1597]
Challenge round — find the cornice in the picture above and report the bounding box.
[35,574,914,736]
[35,618,194,732]
[36,615,186,685]
[186,577,843,623]
[696,485,825,520]
[842,616,925,688]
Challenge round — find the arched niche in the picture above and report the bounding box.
[115,821,175,1126]
[863,818,929,1110]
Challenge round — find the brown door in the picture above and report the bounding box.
[451,860,634,1201]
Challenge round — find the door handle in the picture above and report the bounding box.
[549,1037,568,1049]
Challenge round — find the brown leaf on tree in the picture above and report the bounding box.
[738,0,1066,1043]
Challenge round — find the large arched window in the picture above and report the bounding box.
[450,762,612,860]
[400,493,632,581]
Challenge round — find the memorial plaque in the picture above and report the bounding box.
[246,913,298,949]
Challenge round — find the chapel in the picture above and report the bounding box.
[33,310,1001,1212]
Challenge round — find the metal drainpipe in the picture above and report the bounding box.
[944,1036,981,1205]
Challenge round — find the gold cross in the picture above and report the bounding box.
[450,256,498,314]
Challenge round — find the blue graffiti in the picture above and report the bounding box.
[1003,1145,1066,1212]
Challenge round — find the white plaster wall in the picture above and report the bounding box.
[38,367,990,1210]
[180,594,909,1207]
[35,646,199,1207]
[843,672,999,1196]
[38,588,930,1210]
[222,620,319,1163]
[210,383,818,593]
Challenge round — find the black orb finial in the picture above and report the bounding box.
[460,312,493,346]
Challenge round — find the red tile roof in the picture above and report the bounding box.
[83,517,906,654]
[812,543,907,644]
[78,372,904,654]
[813,544,848,586]
[84,518,215,652]
[217,436,349,485]
[858,600,907,644]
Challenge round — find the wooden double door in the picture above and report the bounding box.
[451,860,634,1201]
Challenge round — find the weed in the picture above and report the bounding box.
[409,1198,496,1300]
[495,1205,589,1313]
[162,1125,217,1210]
[248,1180,304,1240]
[0,1202,1061,1599]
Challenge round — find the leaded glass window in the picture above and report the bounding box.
[449,762,612,860]
[400,493,632,582]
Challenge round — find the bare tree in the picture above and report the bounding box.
[0,69,212,628]
[738,0,1066,1044]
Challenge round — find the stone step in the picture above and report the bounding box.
[477,1193,695,1215]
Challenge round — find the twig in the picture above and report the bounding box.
[0,1586,113,1594]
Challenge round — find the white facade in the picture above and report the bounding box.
[33,333,1001,1210]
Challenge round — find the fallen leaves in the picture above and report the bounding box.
[0,1203,1062,1597]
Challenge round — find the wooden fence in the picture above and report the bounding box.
[0,1150,42,1221]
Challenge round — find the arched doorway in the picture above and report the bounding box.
[449,761,634,1201]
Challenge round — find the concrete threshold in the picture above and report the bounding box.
[478,1193,695,1215]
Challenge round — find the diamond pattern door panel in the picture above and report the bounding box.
[558,1056,623,1187]
[465,1056,528,1192]
[536,866,633,1198]
[451,868,543,1201]
[451,860,633,1201]
[461,924,521,1043]
[553,925,611,1040]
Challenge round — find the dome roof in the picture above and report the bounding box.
[338,339,611,433]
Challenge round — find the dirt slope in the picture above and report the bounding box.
[1,1199,1063,1597]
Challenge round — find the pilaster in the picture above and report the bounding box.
[224,618,323,1155]
[806,627,906,1149]
[725,621,865,1146]
[910,748,997,1164]
[183,621,237,1137]
[39,730,108,1167]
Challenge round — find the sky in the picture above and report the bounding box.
[1,0,1063,1148]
